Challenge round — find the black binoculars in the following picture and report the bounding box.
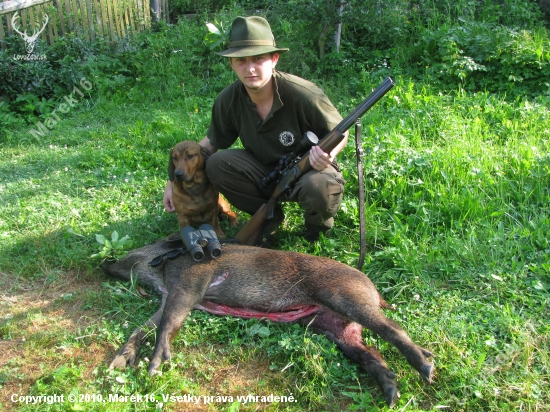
[180,224,222,261]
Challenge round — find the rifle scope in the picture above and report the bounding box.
[261,131,319,188]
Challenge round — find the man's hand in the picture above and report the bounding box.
[309,145,333,171]
[163,180,176,213]
[308,130,349,171]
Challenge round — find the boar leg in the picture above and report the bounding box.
[147,298,194,373]
[148,272,212,374]
[299,310,401,407]
[109,292,168,369]
[365,315,434,383]
[342,303,435,384]
[315,286,434,387]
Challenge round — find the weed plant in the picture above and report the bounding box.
[1,1,549,411]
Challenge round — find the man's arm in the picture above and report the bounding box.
[198,136,218,155]
[162,136,219,213]
[309,130,349,171]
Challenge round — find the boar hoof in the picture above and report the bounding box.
[379,370,400,407]
[109,345,139,369]
[148,352,170,375]
[109,354,130,369]
[383,382,400,408]
[148,368,163,377]
[420,363,434,384]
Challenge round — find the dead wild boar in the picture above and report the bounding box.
[102,235,434,407]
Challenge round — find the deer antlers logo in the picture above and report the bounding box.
[11,11,49,55]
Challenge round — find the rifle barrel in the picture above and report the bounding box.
[335,77,394,133]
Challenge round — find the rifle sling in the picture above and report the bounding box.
[355,119,367,271]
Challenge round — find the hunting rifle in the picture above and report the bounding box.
[235,76,395,245]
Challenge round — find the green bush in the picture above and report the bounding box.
[245,0,550,98]
[0,33,121,124]
[419,22,550,95]
[2,0,549,127]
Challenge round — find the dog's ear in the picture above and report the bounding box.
[200,146,212,162]
[168,149,175,182]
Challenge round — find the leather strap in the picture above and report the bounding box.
[355,119,366,271]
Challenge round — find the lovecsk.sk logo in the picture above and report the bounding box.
[11,11,48,60]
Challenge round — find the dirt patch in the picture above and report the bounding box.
[0,270,108,410]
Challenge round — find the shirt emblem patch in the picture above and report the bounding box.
[279,131,295,146]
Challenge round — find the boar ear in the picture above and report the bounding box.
[168,149,175,182]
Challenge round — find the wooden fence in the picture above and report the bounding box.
[0,0,169,50]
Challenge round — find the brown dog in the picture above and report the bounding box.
[169,140,238,236]
[103,238,434,407]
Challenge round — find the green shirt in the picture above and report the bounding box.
[207,70,342,167]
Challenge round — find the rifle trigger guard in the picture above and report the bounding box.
[278,165,302,200]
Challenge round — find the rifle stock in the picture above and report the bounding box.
[235,77,395,245]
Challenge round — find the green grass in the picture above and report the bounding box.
[1,9,550,409]
[1,74,548,411]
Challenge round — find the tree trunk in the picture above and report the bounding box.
[334,0,345,53]
[150,0,160,23]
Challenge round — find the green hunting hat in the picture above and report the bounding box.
[215,16,288,58]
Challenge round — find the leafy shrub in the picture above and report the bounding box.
[0,33,120,122]
[2,0,548,127]
[237,0,550,99]
[170,0,235,18]
[418,21,550,96]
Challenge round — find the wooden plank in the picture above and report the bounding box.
[27,7,35,35]
[77,0,89,40]
[93,0,102,38]
[121,0,129,34]
[104,0,115,40]
[85,0,94,40]
[122,0,131,34]
[118,0,126,35]
[0,15,6,50]
[143,0,150,24]
[36,5,47,43]
[6,12,13,36]
[117,0,126,37]
[82,0,91,40]
[112,0,123,38]
[134,0,143,31]
[141,0,148,29]
[69,0,79,32]
[40,3,54,44]
[49,3,58,41]
[55,0,66,36]
[63,0,73,30]
[0,0,51,16]
[20,7,28,28]
[125,0,136,34]
[97,0,109,40]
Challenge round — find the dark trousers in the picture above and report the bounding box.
[205,149,345,231]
